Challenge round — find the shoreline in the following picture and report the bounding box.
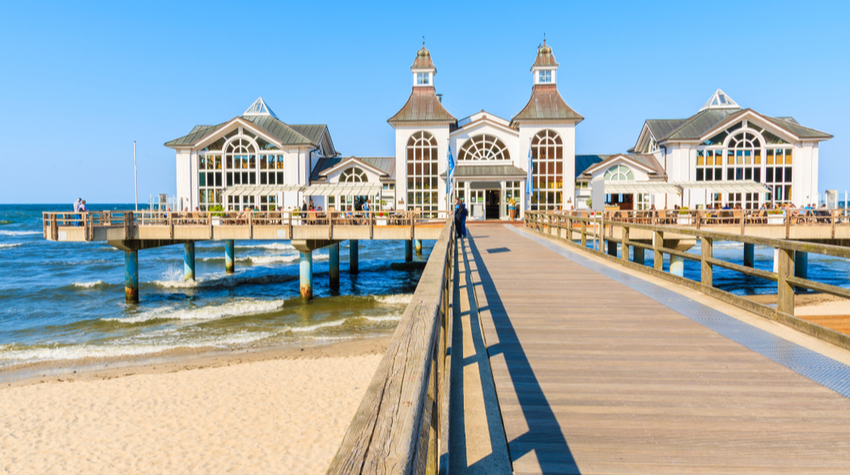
[0,336,390,389]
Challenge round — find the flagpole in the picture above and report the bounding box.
[134,141,138,212]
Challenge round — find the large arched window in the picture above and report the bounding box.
[458,134,510,161]
[531,129,563,211]
[604,165,634,181]
[225,137,257,187]
[341,167,367,182]
[407,131,439,216]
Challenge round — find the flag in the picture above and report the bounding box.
[446,145,455,196]
[525,142,533,197]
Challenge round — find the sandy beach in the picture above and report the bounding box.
[0,338,388,475]
[744,293,850,336]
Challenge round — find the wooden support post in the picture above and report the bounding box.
[350,240,359,273]
[169,212,174,239]
[620,226,629,262]
[777,247,795,315]
[653,230,663,270]
[743,243,755,267]
[701,237,713,287]
[581,221,587,248]
[248,212,253,239]
[329,243,340,290]
[785,212,791,239]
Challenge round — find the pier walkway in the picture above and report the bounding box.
[461,224,850,474]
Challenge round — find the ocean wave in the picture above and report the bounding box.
[246,254,300,264]
[0,230,40,236]
[288,319,347,333]
[104,298,286,324]
[73,280,108,289]
[358,315,403,323]
[237,243,295,251]
[0,330,282,365]
[152,271,298,289]
[0,243,22,249]
[375,294,413,305]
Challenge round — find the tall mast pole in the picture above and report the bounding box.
[134,141,138,211]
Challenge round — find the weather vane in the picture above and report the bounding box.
[422,35,425,47]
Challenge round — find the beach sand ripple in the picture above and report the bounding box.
[0,352,381,474]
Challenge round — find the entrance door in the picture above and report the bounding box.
[485,190,501,220]
[468,190,485,219]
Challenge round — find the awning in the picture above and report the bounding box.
[303,183,382,197]
[677,180,770,194]
[603,181,682,195]
[222,184,303,198]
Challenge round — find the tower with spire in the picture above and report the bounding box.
[388,44,456,212]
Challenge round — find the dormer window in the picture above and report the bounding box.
[538,70,552,83]
[416,72,430,85]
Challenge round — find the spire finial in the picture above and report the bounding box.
[543,33,546,44]
[422,36,425,47]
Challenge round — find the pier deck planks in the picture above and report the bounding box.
[466,224,850,474]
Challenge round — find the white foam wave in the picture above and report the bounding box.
[247,254,300,264]
[152,279,198,289]
[74,280,106,289]
[0,230,40,236]
[376,294,413,305]
[105,298,286,324]
[0,243,22,249]
[0,330,282,365]
[237,243,295,251]
[359,315,403,324]
[288,319,347,333]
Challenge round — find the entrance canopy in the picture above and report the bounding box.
[603,181,682,195]
[678,180,769,194]
[303,183,381,196]
[222,184,303,198]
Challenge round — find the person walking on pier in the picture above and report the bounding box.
[454,197,467,238]
[73,198,82,226]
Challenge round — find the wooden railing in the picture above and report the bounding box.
[525,211,850,350]
[327,216,455,474]
[42,210,450,242]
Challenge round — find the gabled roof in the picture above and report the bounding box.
[761,115,832,140]
[164,124,223,147]
[575,155,608,177]
[580,153,665,177]
[318,156,388,178]
[645,119,688,141]
[388,86,456,125]
[243,97,278,118]
[241,115,316,146]
[510,84,583,126]
[311,157,396,181]
[663,108,744,141]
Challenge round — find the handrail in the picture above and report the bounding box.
[524,210,850,351]
[328,216,455,474]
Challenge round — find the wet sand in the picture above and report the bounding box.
[745,293,850,336]
[0,337,389,474]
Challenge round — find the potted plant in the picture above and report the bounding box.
[767,208,784,225]
[377,211,387,226]
[209,205,225,225]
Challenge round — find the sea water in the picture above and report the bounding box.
[0,204,433,369]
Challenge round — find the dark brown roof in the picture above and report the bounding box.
[532,41,558,68]
[412,46,435,69]
[388,86,456,124]
[511,84,583,126]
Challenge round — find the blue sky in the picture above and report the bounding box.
[1,0,848,203]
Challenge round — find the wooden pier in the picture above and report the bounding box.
[329,215,850,474]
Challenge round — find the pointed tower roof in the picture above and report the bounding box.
[532,40,559,69]
[512,42,582,127]
[411,44,435,70]
[389,45,455,125]
[699,89,739,111]
[242,97,278,118]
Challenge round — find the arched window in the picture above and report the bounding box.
[341,167,367,182]
[223,136,258,210]
[531,129,563,211]
[604,165,634,181]
[458,134,510,161]
[406,131,439,216]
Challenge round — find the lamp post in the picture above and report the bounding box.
[133,141,138,212]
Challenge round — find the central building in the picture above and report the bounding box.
[389,42,583,219]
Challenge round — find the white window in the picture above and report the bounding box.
[531,129,564,211]
[340,167,367,182]
[538,70,551,83]
[407,131,439,217]
[604,165,634,181]
[416,72,429,85]
[458,134,510,161]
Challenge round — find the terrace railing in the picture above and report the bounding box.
[327,215,455,474]
[525,210,850,351]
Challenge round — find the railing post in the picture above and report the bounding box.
[328,211,334,239]
[289,211,293,239]
[701,237,713,287]
[832,210,837,239]
[653,230,663,270]
[621,226,629,262]
[740,210,746,235]
[565,216,572,241]
[785,211,791,239]
[169,212,174,239]
[124,211,134,240]
[248,212,253,239]
[580,221,587,247]
[777,246,795,315]
[696,211,702,230]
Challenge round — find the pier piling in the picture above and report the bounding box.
[300,250,313,300]
[405,240,413,262]
[795,251,809,279]
[633,248,645,265]
[670,255,685,276]
[184,242,195,281]
[744,243,755,267]
[607,240,618,257]
[329,243,340,290]
[225,239,234,274]
[125,250,139,303]
[350,240,359,273]
[414,239,422,255]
